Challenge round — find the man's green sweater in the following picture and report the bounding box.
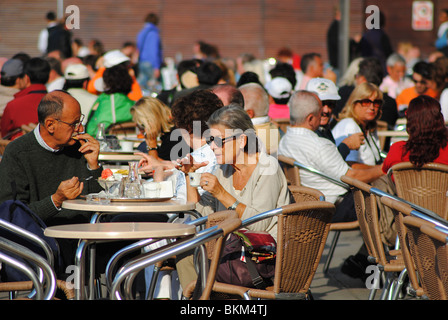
[0,131,103,226]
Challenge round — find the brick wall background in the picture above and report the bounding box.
[0,0,445,63]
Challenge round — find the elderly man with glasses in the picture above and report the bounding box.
[0,90,103,228]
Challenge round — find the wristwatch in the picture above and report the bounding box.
[227,200,240,210]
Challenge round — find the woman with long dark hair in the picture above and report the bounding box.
[382,95,448,172]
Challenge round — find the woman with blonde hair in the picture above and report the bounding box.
[332,82,384,168]
[131,96,190,161]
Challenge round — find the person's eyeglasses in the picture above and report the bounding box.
[56,114,85,130]
[355,99,383,109]
[205,134,241,148]
[322,100,337,109]
[412,78,427,85]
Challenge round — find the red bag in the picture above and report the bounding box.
[215,229,276,289]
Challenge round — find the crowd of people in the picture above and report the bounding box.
[0,8,448,299]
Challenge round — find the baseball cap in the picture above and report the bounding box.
[103,50,130,68]
[265,77,292,99]
[64,63,89,80]
[1,59,24,78]
[306,78,341,101]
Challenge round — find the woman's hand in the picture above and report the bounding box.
[199,172,225,198]
[136,152,174,173]
[175,154,208,174]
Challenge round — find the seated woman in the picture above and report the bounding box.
[85,62,135,137]
[176,105,290,289]
[181,105,290,235]
[332,82,384,168]
[131,96,190,161]
[382,95,448,173]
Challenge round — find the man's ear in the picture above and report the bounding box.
[45,118,57,134]
[246,109,255,118]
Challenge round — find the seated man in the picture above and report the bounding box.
[239,82,280,155]
[278,90,384,223]
[0,90,103,269]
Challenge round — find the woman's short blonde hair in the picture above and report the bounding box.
[130,97,173,135]
[338,82,383,132]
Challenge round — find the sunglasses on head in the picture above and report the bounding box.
[355,99,383,108]
[205,133,241,147]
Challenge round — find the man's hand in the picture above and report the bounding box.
[77,133,100,169]
[52,177,84,208]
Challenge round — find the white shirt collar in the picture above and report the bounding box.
[34,124,60,152]
[251,116,270,125]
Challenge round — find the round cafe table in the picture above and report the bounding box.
[62,198,200,223]
[58,198,200,300]
[45,222,196,300]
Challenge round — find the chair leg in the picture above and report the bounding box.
[390,269,407,300]
[146,264,161,300]
[323,231,341,274]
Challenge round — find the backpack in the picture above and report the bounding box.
[0,197,60,282]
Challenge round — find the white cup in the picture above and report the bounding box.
[145,182,161,198]
[189,172,201,187]
[120,141,134,152]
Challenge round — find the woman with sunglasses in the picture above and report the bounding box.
[178,105,290,237]
[332,82,384,168]
[382,95,448,174]
[175,105,290,290]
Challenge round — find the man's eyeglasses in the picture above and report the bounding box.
[355,99,383,109]
[205,134,241,148]
[412,78,427,85]
[56,114,84,130]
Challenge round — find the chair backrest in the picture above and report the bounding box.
[340,175,379,262]
[403,215,448,300]
[106,121,137,136]
[389,162,448,219]
[288,185,325,203]
[278,155,301,186]
[273,201,335,294]
[271,118,289,136]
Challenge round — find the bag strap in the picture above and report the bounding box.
[240,240,269,290]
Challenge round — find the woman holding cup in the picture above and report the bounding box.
[178,105,290,238]
[175,105,290,290]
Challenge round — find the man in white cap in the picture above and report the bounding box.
[63,64,97,124]
[306,78,364,160]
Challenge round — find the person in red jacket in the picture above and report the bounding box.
[1,57,50,140]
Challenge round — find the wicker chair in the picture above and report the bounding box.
[341,175,406,300]
[389,162,448,219]
[288,185,325,203]
[403,215,448,300]
[209,201,335,300]
[106,122,137,137]
[277,155,358,274]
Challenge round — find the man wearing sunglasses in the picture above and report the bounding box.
[396,61,438,116]
[307,78,365,160]
[0,90,102,226]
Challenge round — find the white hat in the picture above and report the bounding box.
[306,78,341,101]
[265,77,292,99]
[103,50,130,68]
[64,63,89,80]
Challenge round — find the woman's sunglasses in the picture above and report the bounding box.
[355,99,383,109]
[205,133,241,148]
